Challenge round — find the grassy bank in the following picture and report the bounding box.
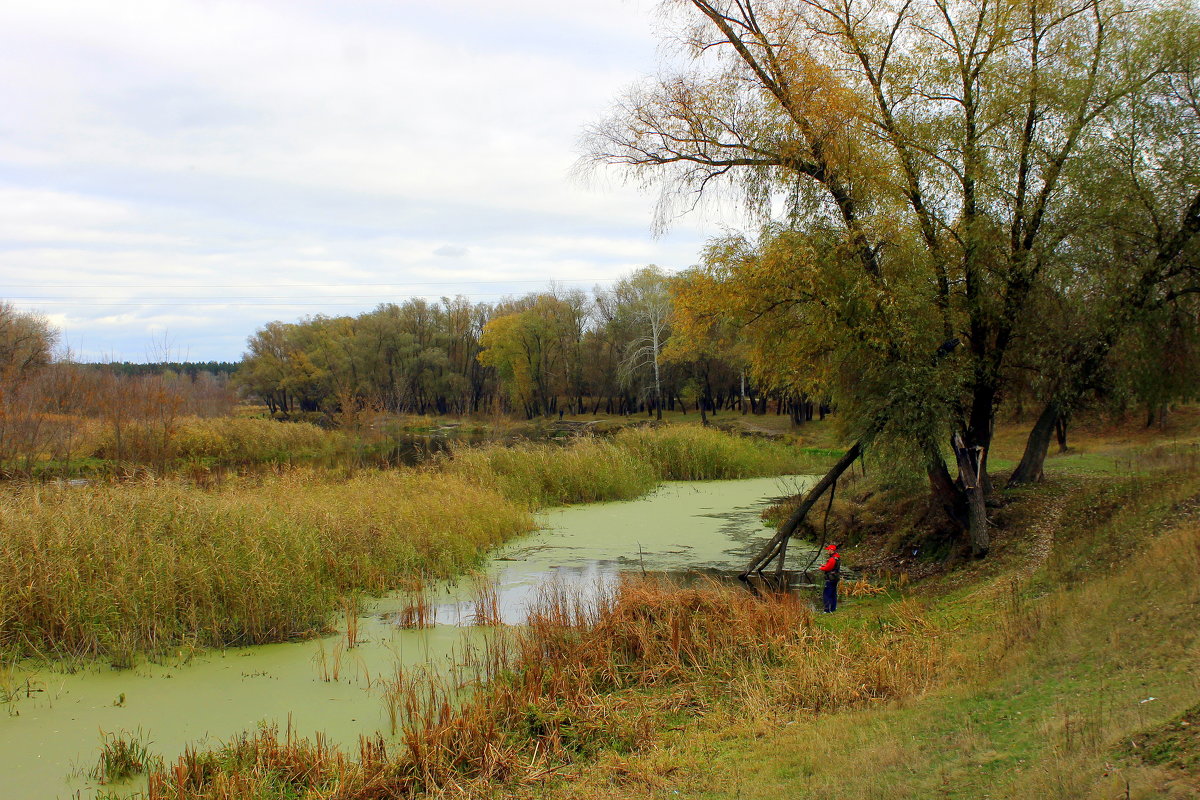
[145,576,948,799]
[609,473,1200,800]
[0,425,813,663]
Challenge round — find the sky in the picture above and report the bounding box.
[0,0,736,362]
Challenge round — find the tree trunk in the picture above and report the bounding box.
[952,433,989,558]
[927,456,967,529]
[1008,401,1059,487]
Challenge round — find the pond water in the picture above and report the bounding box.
[0,475,816,800]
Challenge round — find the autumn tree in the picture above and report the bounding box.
[584,0,1200,557]
[606,266,673,420]
[478,295,579,418]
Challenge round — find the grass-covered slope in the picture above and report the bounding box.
[531,423,1200,800]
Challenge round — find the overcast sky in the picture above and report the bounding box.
[0,0,734,362]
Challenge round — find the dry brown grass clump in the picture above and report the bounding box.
[148,577,947,799]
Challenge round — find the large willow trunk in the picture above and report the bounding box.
[951,433,989,558]
[1008,401,1060,487]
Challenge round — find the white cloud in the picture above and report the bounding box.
[0,0,739,361]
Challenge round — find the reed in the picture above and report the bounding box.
[612,425,815,480]
[147,576,946,799]
[441,425,815,509]
[91,415,341,466]
[394,578,434,630]
[0,469,533,661]
[91,728,161,784]
[468,574,503,626]
[441,436,658,507]
[0,425,809,663]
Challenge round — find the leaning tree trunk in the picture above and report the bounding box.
[1008,401,1060,487]
[741,442,863,577]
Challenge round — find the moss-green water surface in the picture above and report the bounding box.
[1,476,814,799]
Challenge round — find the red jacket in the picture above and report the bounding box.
[819,554,840,572]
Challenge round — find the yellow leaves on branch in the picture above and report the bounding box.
[668,231,835,394]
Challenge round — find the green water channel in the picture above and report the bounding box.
[0,475,815,799]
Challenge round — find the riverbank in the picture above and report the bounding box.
[137,417,1200,799]
[527,419,1200,799]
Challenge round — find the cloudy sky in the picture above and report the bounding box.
[0,0,734,362]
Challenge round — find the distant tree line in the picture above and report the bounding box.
[235,271,825,422]
[0,302,239,473]
[96,361,240,380]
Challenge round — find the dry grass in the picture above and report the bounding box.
[0,469,533,662]
[147,576,948,799]
[91,415,341,466]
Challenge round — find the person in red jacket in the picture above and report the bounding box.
[819,544,841,613]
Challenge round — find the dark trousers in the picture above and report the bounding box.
[823,580,838,613]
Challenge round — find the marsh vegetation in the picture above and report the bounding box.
[0,425,814,664]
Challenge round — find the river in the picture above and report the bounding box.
[0,475,814,799]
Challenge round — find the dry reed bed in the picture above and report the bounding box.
[91,415,340,465]
[147,577,946,799]
[0,425,812,662]
[442,425,811,508]
[612,425,808,480]
[0,470,532,661]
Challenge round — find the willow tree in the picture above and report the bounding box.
[609,266,673,420]
[477,295,580,418]
[1006,21,1200,484]
[584,0,1199,556]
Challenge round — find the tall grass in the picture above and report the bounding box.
[91,415,341,466]
[613,425,816,480]
[442,437,658,507]
[0,470,533,661]
[147,577,945,799]
[0,425,812,663]
[441,424,816,508]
